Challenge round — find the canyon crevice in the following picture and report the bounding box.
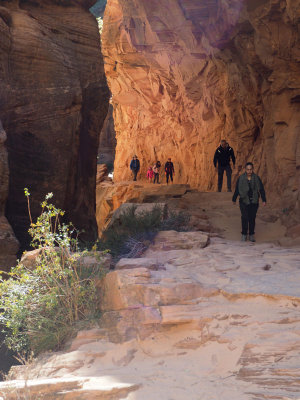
[0,0,109,249]
[102,0,300,225]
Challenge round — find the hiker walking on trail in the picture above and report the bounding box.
[165,158,175,184]
[153,161,161,184]
[213,140,236,192]
[130,155,140,181]
[147,166,154,183]
[232,162,266,242]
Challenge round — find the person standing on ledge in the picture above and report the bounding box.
[165,157,175,184]
[130,155,140,181]
[232,162,266,242]
[213,140,236,192]
[153,160,161,184]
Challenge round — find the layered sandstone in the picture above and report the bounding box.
[0,0,109,249]
[102,0,300,223]
[96,181,191,236]
[98,104,116,166]
[2,230,300,399]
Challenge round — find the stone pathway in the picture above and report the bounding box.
[2,229,300,400]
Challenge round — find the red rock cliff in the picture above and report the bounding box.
[0,0,109,248]
[102,0,300,219]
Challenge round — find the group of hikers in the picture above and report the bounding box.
[130,156,175,185]
[129,139,266,242]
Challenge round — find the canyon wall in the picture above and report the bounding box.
[0,0,109,249]
[102,0,300,222]
[98,104,116,167]
[0,121,19,270]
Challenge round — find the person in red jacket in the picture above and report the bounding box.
[165,158,175,184]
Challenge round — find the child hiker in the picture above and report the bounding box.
[147,166,154,183]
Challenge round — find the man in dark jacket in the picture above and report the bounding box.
[232,162,266,242]
[130,155,140,181]
[165,158,175,184]
[213,140,236,192]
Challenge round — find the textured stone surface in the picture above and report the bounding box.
[0,0,109,249]
[102,0,300,221]
[96,181,190,236]
[3,232,300,399]
[0,121,18,270]
[108,202,167,228]
[98,104,116,166]
[20,248,112,271]
[96,163,112,185]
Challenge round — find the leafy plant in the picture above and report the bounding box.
[0,190,107,355]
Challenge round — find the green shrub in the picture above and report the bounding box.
[98,205,189,261]
[0,191,107,355]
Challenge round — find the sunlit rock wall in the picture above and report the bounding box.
[102,0,300,221]
[0,0,109,249]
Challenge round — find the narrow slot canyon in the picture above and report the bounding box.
[0,0,299,397]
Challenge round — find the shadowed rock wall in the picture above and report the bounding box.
[102,0,300,223]
[0,0,110,249]
[0,121,19,270]
[98,104,116,167]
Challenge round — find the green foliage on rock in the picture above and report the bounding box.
[99,205,190,261]
[0,191,107,355]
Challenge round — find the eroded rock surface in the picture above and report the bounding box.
[2,230,300,399]
[98,104,116,166]
[0,121,18,270]
[102,0,300,222]
[96,181,191,236]
[0,0,109,248]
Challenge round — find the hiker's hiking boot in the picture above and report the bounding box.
[249,235,256,242]
[241,234,247,241]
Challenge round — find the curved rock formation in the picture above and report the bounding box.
[102,0,300,221]
[0,0,109,249]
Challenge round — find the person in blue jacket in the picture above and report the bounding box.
[130,155,140,181]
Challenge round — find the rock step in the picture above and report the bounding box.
[0,377,140,400]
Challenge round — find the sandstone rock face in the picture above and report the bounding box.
[0,0,109,249]
[96,181,191,236]
[98,104,116,166]
[0,121,19,270]
[2,231,300,399]
[102,0,300,221]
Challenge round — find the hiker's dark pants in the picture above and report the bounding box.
[154,172,159,183]
[239,201,259,235]
[218,165,232,191]
[132,170,138,181]
[166,172,173,184]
